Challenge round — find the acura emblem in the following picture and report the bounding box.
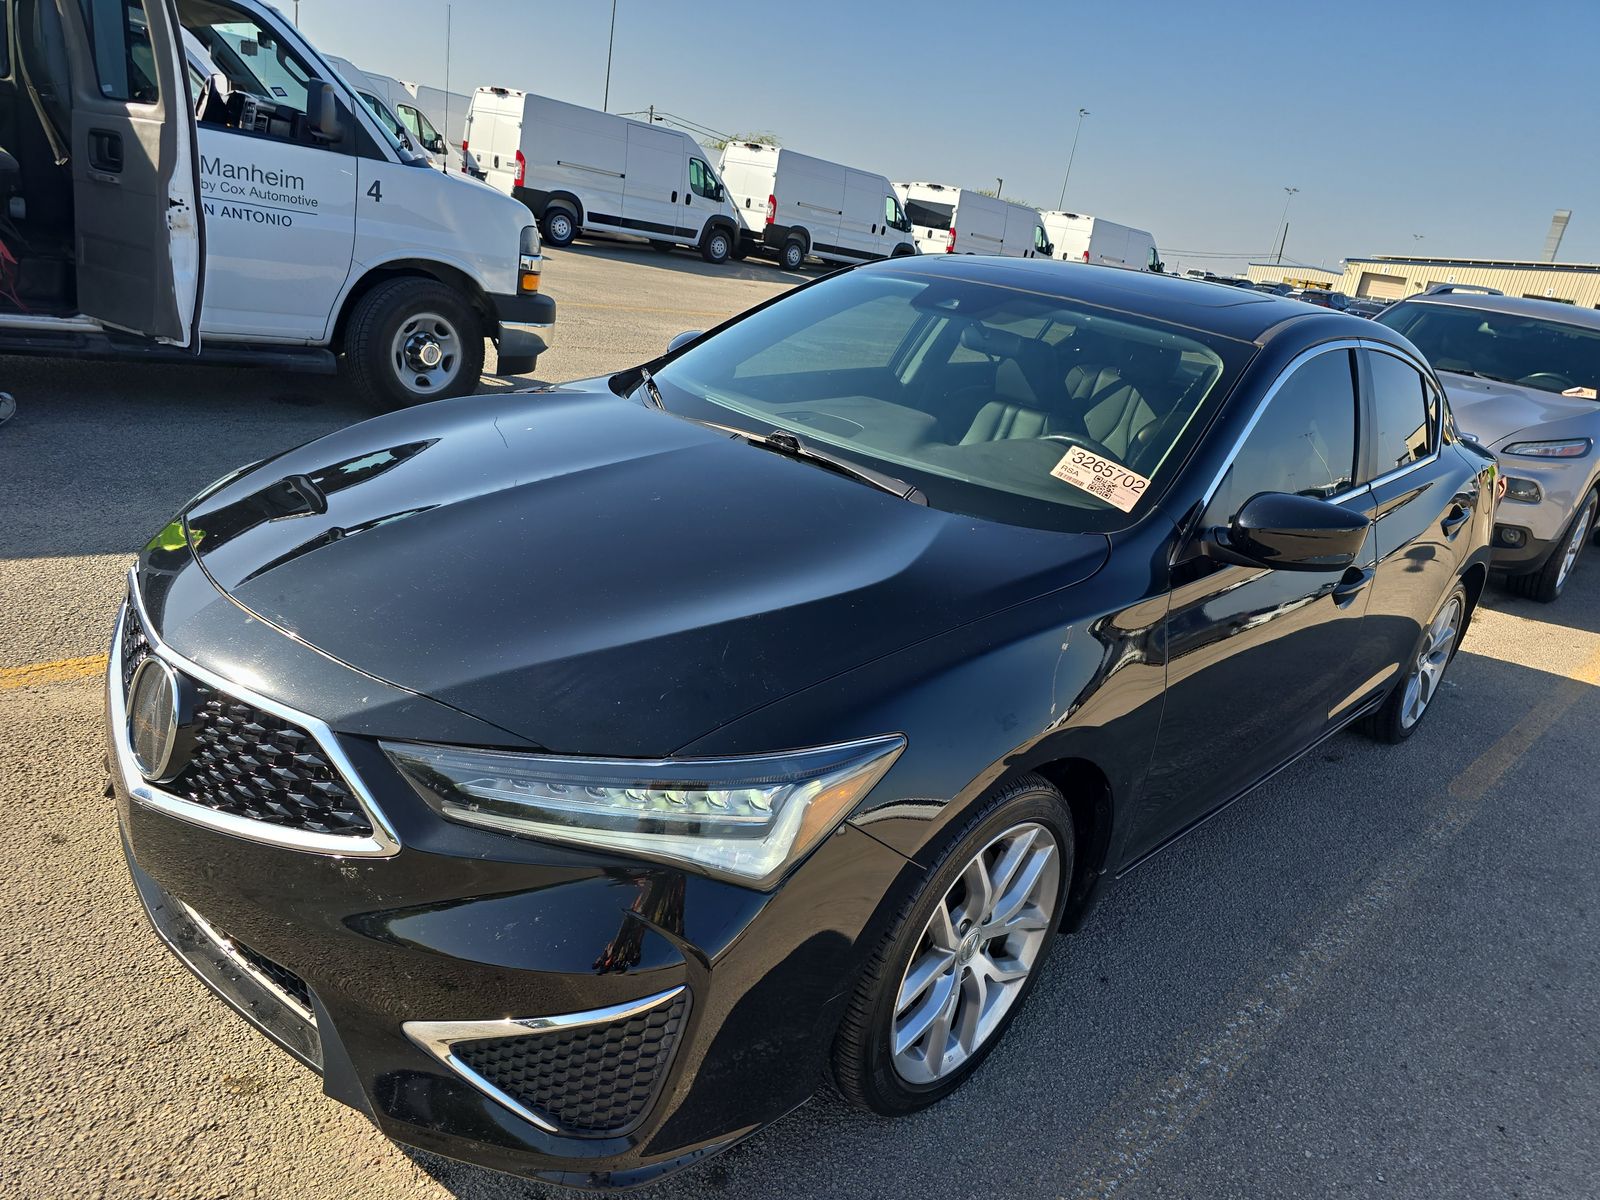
[127,657,181,781]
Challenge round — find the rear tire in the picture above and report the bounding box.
[1363,581,1468,744]
[342,278,485,411]
[778,237,806,271]
[700,226,732,264]
[540,207,578,247]
[832,775,1072,1116]
[1507,489,1597,603]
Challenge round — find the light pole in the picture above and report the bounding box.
[995,177,1004,198]
[602,0,618,110]
[1273,186,1299,264]
[1056,108,1090,210]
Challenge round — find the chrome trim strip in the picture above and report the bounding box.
[181,902,316,1025]
[402,986,687,1134]
[110,571,402,858]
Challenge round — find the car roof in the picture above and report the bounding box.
[1386,291,1600,331]
[863,255,1382,346]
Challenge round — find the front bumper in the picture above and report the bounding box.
[109,588,914,1188]
[492,290,557,360]
[1487,455,1594,574]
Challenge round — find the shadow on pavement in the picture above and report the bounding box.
[553,238,814,285]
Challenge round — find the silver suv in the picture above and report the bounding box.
[1378,292,1600,602]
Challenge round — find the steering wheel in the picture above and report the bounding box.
[1516,372,1577,391]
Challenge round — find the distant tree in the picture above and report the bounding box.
[975,187,1035,206]
[708,130,781,151]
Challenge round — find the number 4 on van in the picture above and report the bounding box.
[1050,446,1150,513]
[367,181,383,202]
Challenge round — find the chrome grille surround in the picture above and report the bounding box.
[110,570,400,858]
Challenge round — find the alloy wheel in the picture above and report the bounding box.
[891,821,1060,1085]
[391,312,462,396]
[1400,595,1462,729]
[1555,494,1597,592]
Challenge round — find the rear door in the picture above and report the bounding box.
[34,0,202,345]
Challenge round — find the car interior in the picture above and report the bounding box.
[694,289,1227,509]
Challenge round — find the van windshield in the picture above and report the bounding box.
[650,268,1251,532]
[904,198,954,229]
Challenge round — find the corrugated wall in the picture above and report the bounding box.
[1339,260,1600,307]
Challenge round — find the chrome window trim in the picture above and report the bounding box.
[1357,338,1444,490]
[1195,338,1366,520]
[110,571,402,858]
[402,986,688,1134]
[181,902,317,1025]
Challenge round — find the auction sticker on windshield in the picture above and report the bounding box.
[1050,446,1150,512]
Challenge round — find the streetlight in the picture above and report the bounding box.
[995,177,1004,198]
[1273,186,1299,264]
[1056,108,1090,210]
[601,0,620,112]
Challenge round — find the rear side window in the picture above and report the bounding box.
[78,0,158,103]
[1364,350,1434,476]
[1205,349,1359,524]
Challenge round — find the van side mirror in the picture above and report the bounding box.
[1201,492,1368,571]
[667,330,703,355]
[312,81,343,143]
[426,133,446,154]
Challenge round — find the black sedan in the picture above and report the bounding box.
[110,258,1496,1188]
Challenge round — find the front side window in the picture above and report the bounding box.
[1378,301,1600,397]
[885,195,910,233]
[688,158,720,200]
[1034,225,1049,252]
[181,2,343,145]
[1204,349,1359,525]
[394,103,421,136]
[79,0,158,103]
[650,269,1248,532]
[1364,350,1434,475]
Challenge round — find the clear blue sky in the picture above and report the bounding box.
[297,0,1600,277]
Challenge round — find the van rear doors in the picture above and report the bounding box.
[18,0,202,345]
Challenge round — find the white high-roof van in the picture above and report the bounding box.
[0,0,553,409]
[893,183,1051,259]
[324,57,466,174]
[1041,212,1162,272]
[464,88,742,264]
[717,143,916,270]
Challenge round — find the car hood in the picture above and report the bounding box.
[1440,372,1600,449]
[182,386,1108,756]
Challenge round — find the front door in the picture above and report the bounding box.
[33,0,202,344]
[1129,344,1379,862]
[183,1,357,340]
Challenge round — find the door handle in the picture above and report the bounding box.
[88,129,123,174]
[685,194,692,205]
[671,190,678,203]
[1331,565,1374,607]
[1441,504,1471,536]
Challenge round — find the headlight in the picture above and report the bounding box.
[383,736,905,888]
[1502,438,1592,458]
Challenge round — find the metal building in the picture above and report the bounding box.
[1251,256,1600,306]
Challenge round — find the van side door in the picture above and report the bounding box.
[839,169,884,260]
[182,1,358,341]
[622,123,687,239]
[31,0,202,345]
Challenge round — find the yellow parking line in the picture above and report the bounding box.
[0,653,108,691]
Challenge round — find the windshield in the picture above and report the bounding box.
[649,268,1249,532]
[1378,302,1600,397]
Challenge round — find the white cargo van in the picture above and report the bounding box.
[464,88,742,264]
[1042,211,1162,272]
[324,57,463,173]
[893,183,1051,259]
[716,142,916,269]
[0,0,552,409]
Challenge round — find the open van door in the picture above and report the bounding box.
[17,0,203,347]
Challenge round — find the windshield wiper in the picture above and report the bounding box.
[636,366,666,410]
[711,422,926,504]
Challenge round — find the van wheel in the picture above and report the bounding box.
[779,237,806,271]
[343,278,485,411]
[541,208,578,247]
[701,226,733,264]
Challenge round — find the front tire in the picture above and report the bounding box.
[342,278,485,411]
[1364,581,1468,743]
[1508,488,1597,603]
[700,226,732,264]
[832,775,1072,1116]
[540,207,578,247]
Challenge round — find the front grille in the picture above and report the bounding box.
[453,991,689,1136]
[119,601,373,839]
[228,933,315,1016]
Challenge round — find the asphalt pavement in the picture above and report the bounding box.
[1,243,1596,1200]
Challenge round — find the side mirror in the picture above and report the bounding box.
[312,81,343,143]
[666,330,703,355]
[426,133,446,154]
[1203,492,1368,572]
